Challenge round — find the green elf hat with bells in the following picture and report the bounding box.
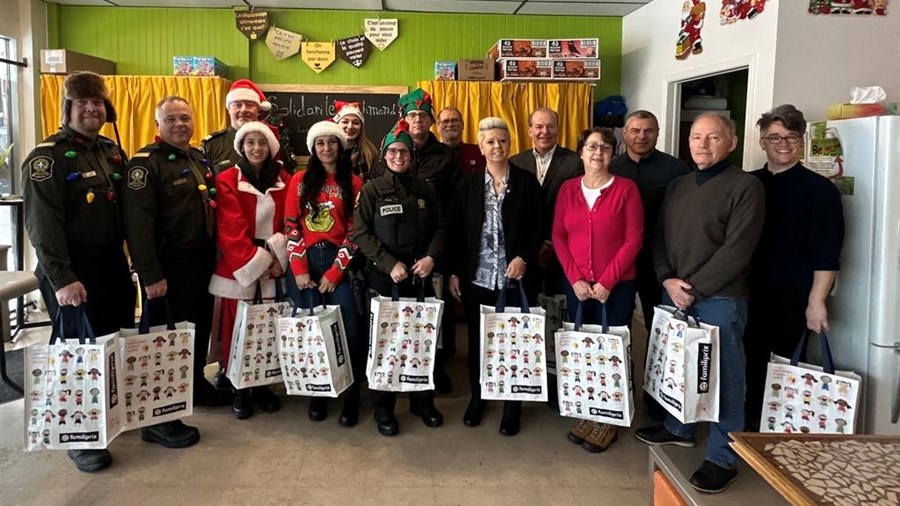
[381,120,414,157]
[397,88,434,118]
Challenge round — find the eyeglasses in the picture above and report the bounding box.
[763,134,802,145]
[405,112,430,122]
[583,143,614,154]
[438,119,461,126]
[386,148,411,157]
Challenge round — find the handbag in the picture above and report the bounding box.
[24,307,118,451]
[116,299,195,427]
[276,289,354,397]
[366,279,444,392]
[643,305,720,424]
[555,302,634,427]
[227,281,292,389]
[479,280,548,402]
[759,330,862,434]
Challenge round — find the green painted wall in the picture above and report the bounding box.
[50,7,621,99]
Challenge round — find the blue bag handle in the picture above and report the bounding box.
[791,329,836,374]
[252,279,285,304]
[139,298,176,335]
[49,306,96,345]
[495,278,530,314]
[292,288,327,317]
[388,276,428,302]
[572,302,609,333]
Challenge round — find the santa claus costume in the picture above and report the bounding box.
[208,121,290,419]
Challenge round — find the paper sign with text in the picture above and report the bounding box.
[301,41,336,73]
[364,18,399,51]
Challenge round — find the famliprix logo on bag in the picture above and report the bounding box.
[60,432,100,443]
[697,343,711,393]
[153,402,187,417]
[108,351,119,408]
[331,321,346,366]
[399,374,429,384]
[591,407,624,419]
[511,385,542,394]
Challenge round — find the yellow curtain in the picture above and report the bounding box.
[417,80,594,155]
[41,75,232,156]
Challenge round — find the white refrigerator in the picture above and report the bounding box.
[805,115,900,435]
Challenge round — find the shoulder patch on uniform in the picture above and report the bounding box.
[380,204,403,216]
[127,166,149,190]
[29,156,54,182]
[36,142,57,148]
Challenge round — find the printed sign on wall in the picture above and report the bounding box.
[336,35,373,68]
[364,18,399,51]
[301,41,336,73]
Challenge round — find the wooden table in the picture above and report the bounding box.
[730,432,900,505]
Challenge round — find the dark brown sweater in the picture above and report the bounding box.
[653,164,765,299]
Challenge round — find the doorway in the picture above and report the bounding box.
[672,68,749,169]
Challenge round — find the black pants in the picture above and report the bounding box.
[38,248,136,337]
[743,292,808,425]
[461,282,522,414]
[436,275,457,366]
[144,245,215,389]
[367,269,435,413]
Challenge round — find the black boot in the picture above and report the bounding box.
[141,420,200,448]
[252,385,281,413]
[232,389,253,420]
[499,401,521,436]
[373,392,399,436]
[410,396,443,428]
[338,384,361,427]
[463,396,487,427]
[213,366,231,390]
[308,397,328,422]
[67,449,112,472]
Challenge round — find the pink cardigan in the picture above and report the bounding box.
[552,176,644,290]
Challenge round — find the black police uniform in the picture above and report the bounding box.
[351,169,445,427]
[121,139,220,401]
[202,126,296,175]
[22,125,135,336]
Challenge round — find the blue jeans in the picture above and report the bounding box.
[294,242,363,380]
[662,293,747,470]
[563,279,636,327]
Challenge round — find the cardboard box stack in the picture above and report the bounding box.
[488,38,601,82]
[40,50,116,75]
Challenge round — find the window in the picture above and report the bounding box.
[0,35,16,196]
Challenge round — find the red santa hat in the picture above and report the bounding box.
[226,79,271,112]
[306,120,348,154]
[234,121,281,159]
[333,100,364,124]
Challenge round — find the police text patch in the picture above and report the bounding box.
[29,156,54,182]
[128,166,149,190]
[379,204,403,216]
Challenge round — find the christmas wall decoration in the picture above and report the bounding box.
[720,0,770,24]
[301,41,337,73]
[364,18,399,50]
[235,9,269,40]
[265,26,304,61]
[676,0,707,60]
[336,35,373,68]
[809,0,889,15]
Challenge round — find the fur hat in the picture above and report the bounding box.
[64,71,109,101]
[234,121,281,160]
[306,120,348,154]
[398,88,433,118]
[333,100,364,124]
[380,120,414,157]
[226,79,271,112]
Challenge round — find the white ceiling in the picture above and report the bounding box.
[42,0,650,16]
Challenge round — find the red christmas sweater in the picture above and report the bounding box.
[285,170,362,284]
[208,166,291,300]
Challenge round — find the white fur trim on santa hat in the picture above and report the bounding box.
[306,121,348,154]
[234,121,281,159]
[226,79,271,111]
[333,103,364,124]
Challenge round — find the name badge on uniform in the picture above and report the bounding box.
[380,204,403,216]
[82,170,97,178]
[172,177,188,187]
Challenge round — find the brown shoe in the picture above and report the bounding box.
[567,420,597,445]
[581,423,618,453]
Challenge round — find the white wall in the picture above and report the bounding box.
[622,0,780,170]
[773,2,900,122]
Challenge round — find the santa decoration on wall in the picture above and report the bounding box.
[720,0,770,24]
[808,0,889,15]
[676,0,706,60]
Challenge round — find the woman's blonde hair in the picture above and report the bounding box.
[477,117,510,144]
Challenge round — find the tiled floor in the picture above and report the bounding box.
[0,318,781,505]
